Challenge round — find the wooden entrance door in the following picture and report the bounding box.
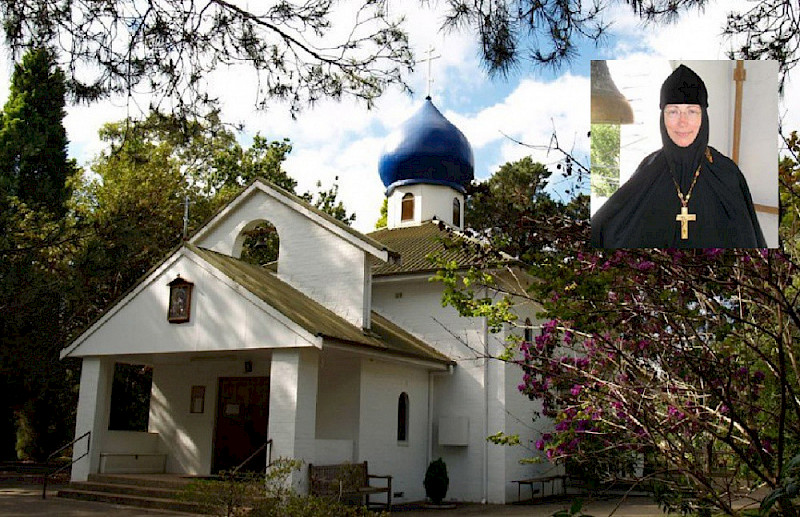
[213,377,269,472]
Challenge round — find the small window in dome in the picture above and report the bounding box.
[452,198,461,227]
[401,193,414,221]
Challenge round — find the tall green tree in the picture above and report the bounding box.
[0,47,78,216]
[0,48,79,461]
[465,157,559,259]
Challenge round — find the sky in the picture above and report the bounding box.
[0,0,796,233]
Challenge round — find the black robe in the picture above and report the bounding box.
[591,147,766,248]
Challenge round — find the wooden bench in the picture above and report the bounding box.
[511,474,566,502]
[308,461,392,511]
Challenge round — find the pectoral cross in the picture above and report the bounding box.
[675,205,696,240]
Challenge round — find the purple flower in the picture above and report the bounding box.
[535,439,545,450]
[543,319,558,332]
[570,384,582,396]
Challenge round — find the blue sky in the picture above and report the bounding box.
[0,0,796,233]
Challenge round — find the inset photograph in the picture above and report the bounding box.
[590,59,778,248]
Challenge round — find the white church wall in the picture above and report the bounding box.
[268,348,320,493]
[373,275,550,503]
[67,252,319,358]
[373,278,491,502]
[192,188,372,328]
[387,184,465,228]
[486,329,513,503]
[357,358,429,504]
[149,356,271,474]
[315,350,361,446]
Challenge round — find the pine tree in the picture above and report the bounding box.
[0,47,77,216]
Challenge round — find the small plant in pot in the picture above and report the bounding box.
[424,458,453,508]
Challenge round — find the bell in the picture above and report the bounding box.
[591,60,634,124]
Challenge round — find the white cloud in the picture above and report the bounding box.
[449,74,591,176]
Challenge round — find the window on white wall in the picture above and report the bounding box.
[452,198,461,226]
[401,193,414,221]
[397,392,409,442]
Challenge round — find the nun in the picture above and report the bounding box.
[591,64,766,248]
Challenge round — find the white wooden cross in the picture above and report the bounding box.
[418,45,441,98]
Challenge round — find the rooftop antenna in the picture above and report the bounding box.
[183,195,191,240]
[418,45,441,99]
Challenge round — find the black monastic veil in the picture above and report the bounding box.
[591,65,766,248]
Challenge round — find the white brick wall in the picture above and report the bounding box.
[373,277,550,503]
[387,184,465,229]
[357,358,429,504]
[67,252,320,357]
[193,188,372,328]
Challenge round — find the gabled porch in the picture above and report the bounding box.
[69,342,444,503]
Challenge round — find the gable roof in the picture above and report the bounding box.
[190,178,399,262]
[189,245,452,366]
[367,220,497,276]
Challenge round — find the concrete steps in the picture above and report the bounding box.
[56,474,209,514]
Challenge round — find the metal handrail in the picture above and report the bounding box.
[42,431,91,499]
[230,439,273,476]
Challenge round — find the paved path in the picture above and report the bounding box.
[0,484,199,517]
[0,481,674,516]
[392,497,667,516]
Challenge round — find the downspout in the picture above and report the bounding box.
[427,365,454,467]
[482,288,490,504]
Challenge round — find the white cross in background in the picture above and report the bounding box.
[418,45,441,98]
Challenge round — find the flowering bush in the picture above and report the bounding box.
[436,131,800,515]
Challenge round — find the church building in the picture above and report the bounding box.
[61,97,552,504]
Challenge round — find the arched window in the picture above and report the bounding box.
[397,392,409,442]
[452,198,461,227]
[524,318,533,343]
[401,193,414,221]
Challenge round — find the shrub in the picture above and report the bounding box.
[180,458,389,517]
[424,457,449,505]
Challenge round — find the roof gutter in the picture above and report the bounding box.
[322,340,453,371]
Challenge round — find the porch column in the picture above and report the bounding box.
[268,348,319,492]
[71,357,114,481]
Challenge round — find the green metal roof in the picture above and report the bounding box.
[367,220,487,276]
[188,244,452,366]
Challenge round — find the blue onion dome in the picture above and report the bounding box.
[379,98,474,195]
